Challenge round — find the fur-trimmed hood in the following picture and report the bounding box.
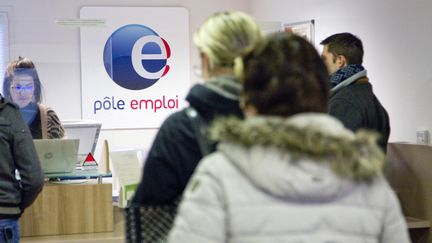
[210,113,385,200]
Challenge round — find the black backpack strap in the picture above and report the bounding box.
[184,107,213,156]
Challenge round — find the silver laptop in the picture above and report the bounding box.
[33,139,80,174]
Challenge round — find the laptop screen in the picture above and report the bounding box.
[33,139,79,174]
[61,120,102,163]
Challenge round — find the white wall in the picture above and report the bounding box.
[250,0,432,144]
[2,0,249,156]
[3,0,431,151]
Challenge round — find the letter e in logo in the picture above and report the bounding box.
[103,24,171,90]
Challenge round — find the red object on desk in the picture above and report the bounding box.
[83,153,97,166]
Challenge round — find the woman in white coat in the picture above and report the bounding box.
[168,32,410,243]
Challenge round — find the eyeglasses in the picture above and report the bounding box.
[11,84,34,93]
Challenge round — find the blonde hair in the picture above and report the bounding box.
[194,11,262,69]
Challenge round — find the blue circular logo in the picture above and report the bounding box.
[103,24,171,90]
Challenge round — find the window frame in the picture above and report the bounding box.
[0,8,11,93]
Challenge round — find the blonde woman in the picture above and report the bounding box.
[129,11,262,242]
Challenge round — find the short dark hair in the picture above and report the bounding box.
[320,32,364,65]
[241,32,329,117]
[3,57,43,103]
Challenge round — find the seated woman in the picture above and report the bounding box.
[3,57,64,139]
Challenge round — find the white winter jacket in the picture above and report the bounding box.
[168,113,411,243]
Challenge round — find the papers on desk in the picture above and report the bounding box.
[110,149,142,208]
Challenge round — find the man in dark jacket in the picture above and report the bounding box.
[0,95,44,242]
[320,32,390,152]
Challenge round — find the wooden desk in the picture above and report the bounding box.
[407,217,431,229]
[407,217,431,243]
[21,206,124,242]
[20,181,114,237]
[386,143,432,243]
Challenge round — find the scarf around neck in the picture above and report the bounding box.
[330,64,367,92]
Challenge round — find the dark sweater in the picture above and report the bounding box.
[329,79,390,152]
[29,104,64,139]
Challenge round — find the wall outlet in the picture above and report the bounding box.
[416,130,430,145]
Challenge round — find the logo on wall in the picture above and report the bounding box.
[103,24,171,90]
[81,6,189,129]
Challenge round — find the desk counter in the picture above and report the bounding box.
[20,181,114,237]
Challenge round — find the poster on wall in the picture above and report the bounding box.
[80,7,190,129]
[283,20,315,44]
